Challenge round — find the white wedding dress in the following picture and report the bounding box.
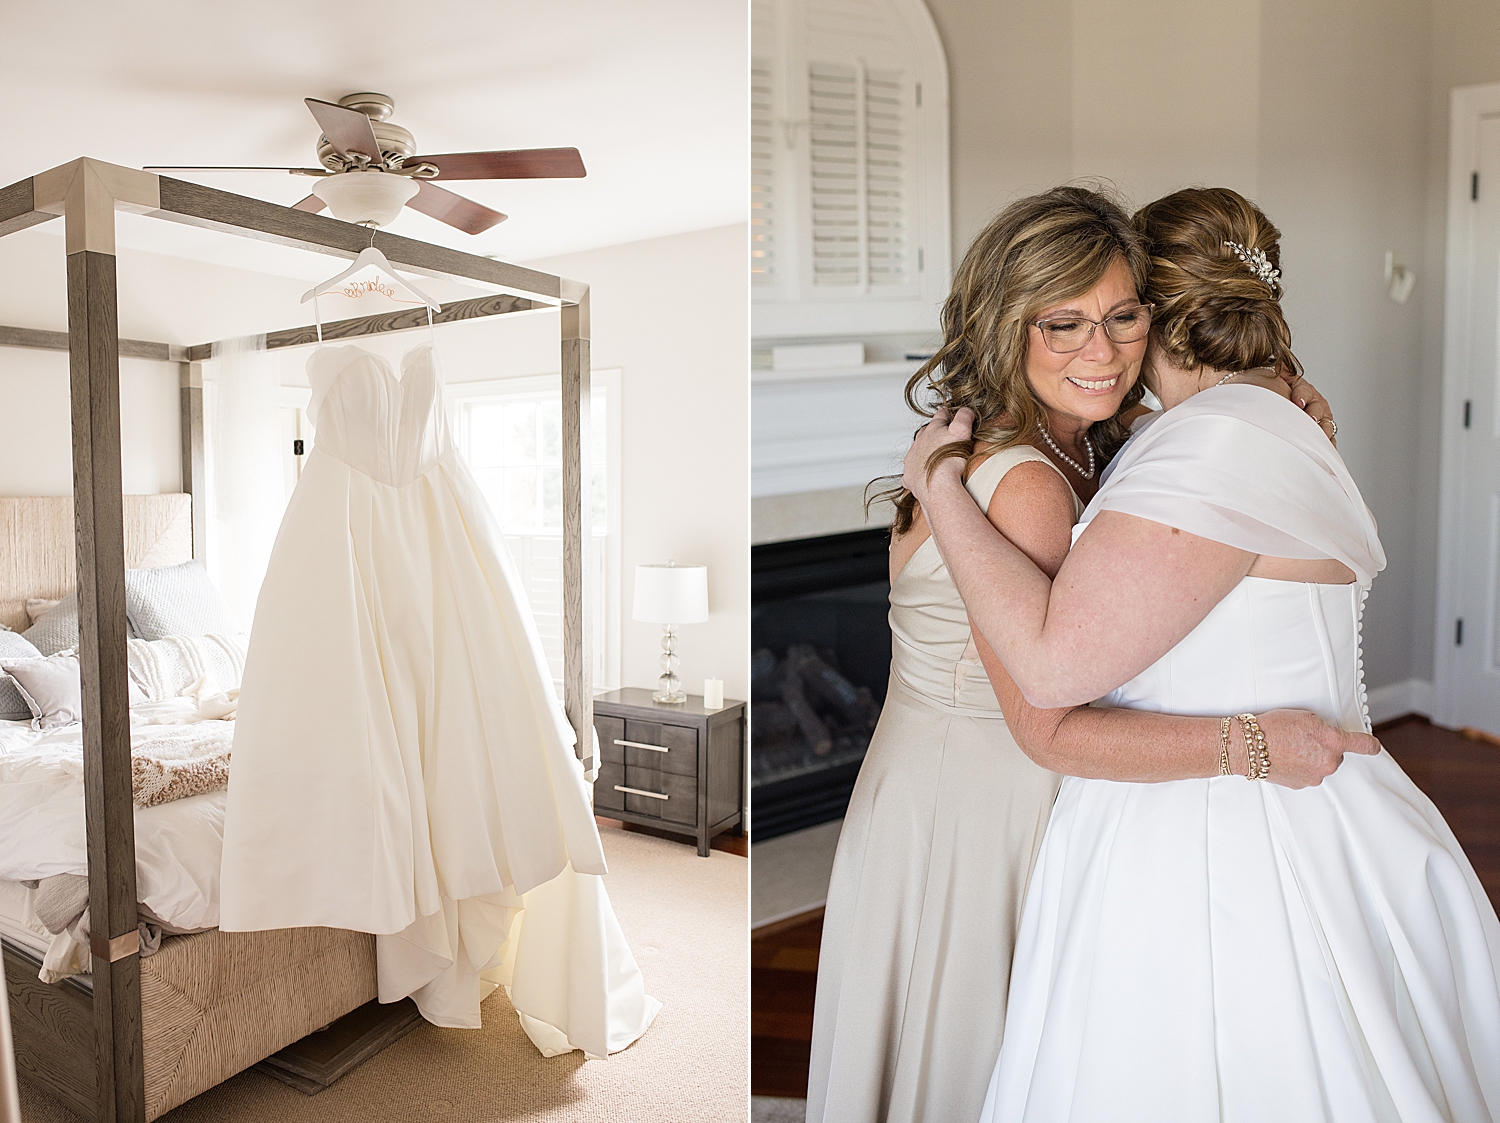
[980,386,1500,1122]
[219,342,659,1056]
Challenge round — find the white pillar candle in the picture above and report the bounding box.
[703,678,724,710]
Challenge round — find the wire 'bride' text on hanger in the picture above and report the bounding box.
[341,278,399,300]
[301,226,442,345]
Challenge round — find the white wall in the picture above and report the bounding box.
[0,348,180,496]
[522,225,751,704]
[916,0,1433,692]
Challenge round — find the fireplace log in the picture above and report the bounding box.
[787,644,882,728]
[781,666,833,756]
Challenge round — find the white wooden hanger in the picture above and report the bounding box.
[301,234,442,343]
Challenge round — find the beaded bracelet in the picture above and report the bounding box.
[1236,713,1271,780]
[1217,715,1233,776]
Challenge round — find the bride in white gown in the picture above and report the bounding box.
[906,187,1500,1120]
[219,340,659,1057]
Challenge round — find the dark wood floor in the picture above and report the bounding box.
[750,716,1500,1099]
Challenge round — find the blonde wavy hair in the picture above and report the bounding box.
[875,184,1149,536]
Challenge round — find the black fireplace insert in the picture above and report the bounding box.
[751,527,891,841]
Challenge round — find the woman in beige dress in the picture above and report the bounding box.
[805,186,1375,1123]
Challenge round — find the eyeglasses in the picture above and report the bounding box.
[1031,303,1154,354]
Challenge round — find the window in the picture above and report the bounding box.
[752,0,951,335]
[450,372,622,694]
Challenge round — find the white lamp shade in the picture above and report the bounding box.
[633,564,708,624]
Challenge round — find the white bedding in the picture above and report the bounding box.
[0,876,51,956]
[0,717,226,933]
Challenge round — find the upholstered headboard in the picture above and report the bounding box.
[0,495,193,631]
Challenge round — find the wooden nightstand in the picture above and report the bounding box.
[592,687,746,856]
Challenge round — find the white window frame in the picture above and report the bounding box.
[445,369,623,694]
[753,0,952,337]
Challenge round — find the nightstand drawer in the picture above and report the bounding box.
[594,762,626,812]
[618,720,697,777]
[615,766,696,825]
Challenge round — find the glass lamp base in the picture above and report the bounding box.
[654,623,686,703]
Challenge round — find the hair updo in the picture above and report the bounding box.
[1132,187,1302,380]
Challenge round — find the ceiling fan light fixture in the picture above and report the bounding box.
[310,170,418,227]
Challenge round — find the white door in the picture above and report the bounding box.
[1446,109,1500,735]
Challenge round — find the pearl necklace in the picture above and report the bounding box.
[1213,366,1274,388]
[1038,423,1096,480]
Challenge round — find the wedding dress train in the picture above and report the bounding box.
[220,343,659,1056]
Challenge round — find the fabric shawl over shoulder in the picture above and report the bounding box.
[1083,385,1386,586]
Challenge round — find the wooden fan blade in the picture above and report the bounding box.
[405,147,586,180]
[406,181,507,234]
[291,194,326,213]
[305,98,382,163]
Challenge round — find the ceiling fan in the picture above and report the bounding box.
[146,92,586,235]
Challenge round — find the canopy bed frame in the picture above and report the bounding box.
[0,158,595,1122]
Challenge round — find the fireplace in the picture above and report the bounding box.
[751,528,891,841]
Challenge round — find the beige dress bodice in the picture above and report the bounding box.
[889,445,1084,714]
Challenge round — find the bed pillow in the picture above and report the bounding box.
[128,633,249,701]
[22,591,80,656]
[2,653,83,730]
[0,630,43,721]
[124,561,242,641]
[1,653,146,731]
[26,598,60,626]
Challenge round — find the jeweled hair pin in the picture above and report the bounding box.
[1223,241,1281,292]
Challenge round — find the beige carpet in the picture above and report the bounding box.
[19,826,748,1123]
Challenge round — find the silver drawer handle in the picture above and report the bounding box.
[614,785,668,801]
[615,738,670,753]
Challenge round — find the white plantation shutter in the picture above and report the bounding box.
[806,61,911,290]
[752,0,948,329]
[807,62,862,286]
[863,67,909,286]
[751,56,778,286]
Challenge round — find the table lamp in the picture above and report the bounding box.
[633,561,709,704]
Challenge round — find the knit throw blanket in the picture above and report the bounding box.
[131,720,233,807]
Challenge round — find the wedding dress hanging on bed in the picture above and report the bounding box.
[219,340,659,1056]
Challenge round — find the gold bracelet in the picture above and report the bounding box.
[1237,713,1270,780]
[1218,716,1233,776]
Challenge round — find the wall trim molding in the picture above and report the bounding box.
[1367,678,1435,726]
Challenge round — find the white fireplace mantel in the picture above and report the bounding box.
[752,360,924,498]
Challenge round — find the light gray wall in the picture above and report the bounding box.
[923,0,1434,691]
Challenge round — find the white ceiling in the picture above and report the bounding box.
[1,0,747,276]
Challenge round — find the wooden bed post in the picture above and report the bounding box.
[179,363,206,562]
[560,281,593,767]
[35,159,158,1123]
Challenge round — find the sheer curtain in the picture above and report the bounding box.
[203,335,284,630]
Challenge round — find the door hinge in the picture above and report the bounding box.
[915,82,922,108]
[1456,618,1465,645]
[1473,172,1480,201]
[918,246,924,272]
[293,439,305,456]
[1464,399,1473,428]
